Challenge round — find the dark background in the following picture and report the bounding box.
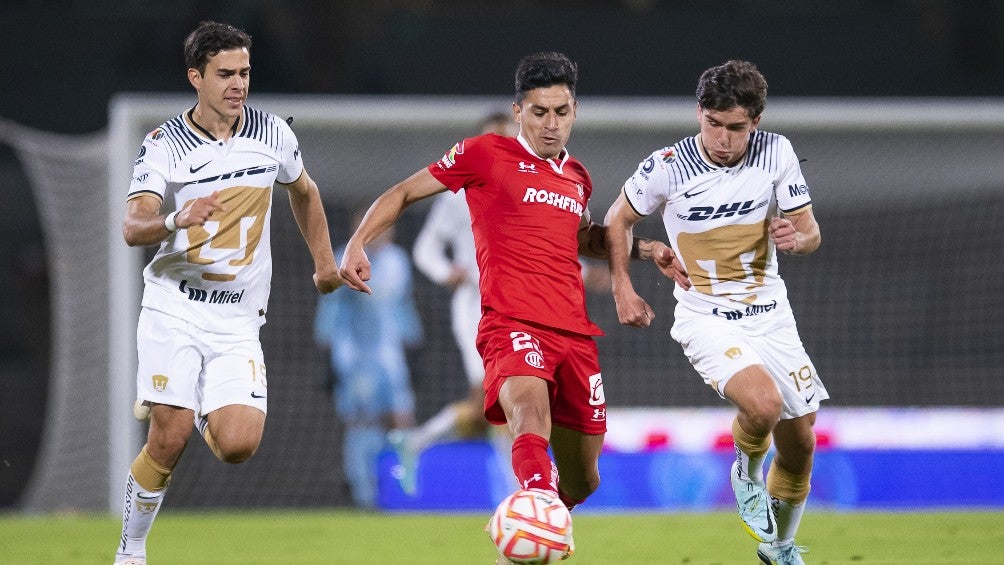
[1,1,1001,509]
[1,0,1002,134]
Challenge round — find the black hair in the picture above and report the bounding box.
[514,52,578,104]
[696,60,768,119]
[183,21,252,75]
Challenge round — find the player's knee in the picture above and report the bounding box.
[745,394,782,433]
[217,440,259,464]
[205,428,261,464]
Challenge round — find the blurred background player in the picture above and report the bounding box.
[314,208,423,508]
[604,60,827,565]
[338,51,676,562]
[114,21,341,565]
[390,111,518,496]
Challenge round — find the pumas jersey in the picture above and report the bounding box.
[624,131,812,317]
[428,133,602,337]
[127,106,303,333]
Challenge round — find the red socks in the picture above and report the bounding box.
[511,433,558,493]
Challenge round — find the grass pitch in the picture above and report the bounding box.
[0,509,1000,564]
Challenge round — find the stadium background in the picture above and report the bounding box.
[0,1,1001,512]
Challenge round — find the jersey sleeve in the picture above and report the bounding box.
[427,134,491,192]
[274,117,305,184]
[126,131,170,202]
[774,136,811,214]
[622,149,671,216]
[412,195,458,285]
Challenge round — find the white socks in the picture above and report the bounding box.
[116,473,166,558]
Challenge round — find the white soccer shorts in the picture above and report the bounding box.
[135,307,268,417]
[670,303,828,419]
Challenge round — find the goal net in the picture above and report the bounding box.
[4,95,1001,512]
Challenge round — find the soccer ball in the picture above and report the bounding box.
[486,489,573,564]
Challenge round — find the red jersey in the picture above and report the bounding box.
[428,133,602,337]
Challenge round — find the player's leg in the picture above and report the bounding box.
[724,365,783,483]
[754,316,826,564]
[723,365,783,544]
[196,331,269,463]
[116,404,194,564]
[116,309,200,564]
[673,311,780,543]
[404,291,490,453]
[757,413,815,565]
[201,404,266,463]
[339,360,394,506]
[549,425,603,510]
[498,375,558,493]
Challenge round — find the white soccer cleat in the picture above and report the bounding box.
[730,461,777,543]
[757,541,808,564]
[113,556,147,565]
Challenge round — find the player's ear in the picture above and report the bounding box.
[188,68,202,90]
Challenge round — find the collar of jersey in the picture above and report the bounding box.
[516,134,570,174]
[185,106,243,142]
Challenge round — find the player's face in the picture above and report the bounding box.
[697,105,761,167]
[514,85,577,160]
[190,48,251,121]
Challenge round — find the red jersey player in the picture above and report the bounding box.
[339,51,684,560]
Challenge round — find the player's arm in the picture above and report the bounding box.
[770,206,820,255]
[122,192,223,247]
[602,190,658,327]
[340,167,448,294]
[577,209,662,261]
[283,168,343,294]
[412,198,463,288]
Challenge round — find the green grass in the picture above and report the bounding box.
[1,509,1001,564]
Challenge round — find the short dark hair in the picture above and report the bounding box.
[696,60,768,120]
[183,21,252,75]
[514,52,578,104]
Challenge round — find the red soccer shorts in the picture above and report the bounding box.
[476,310,606,435]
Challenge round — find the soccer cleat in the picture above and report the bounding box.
[113,556,147,565]
[730,461,777,543]
[757,541,808,565]
[560,534,575,560]
[386,428,419,496]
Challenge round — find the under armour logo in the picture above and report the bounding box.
[518,161,537,173]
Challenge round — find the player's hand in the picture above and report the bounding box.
[177,190,225,229]
[769,216,798,254]
[653,243,691,290]
[444,266,468,289]
[613,289,656,328]
[313,264,343,294]
[338,245,373,294]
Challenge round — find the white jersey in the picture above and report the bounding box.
[624,131,811,319]
[412,192,480,289]
[127,105,303,334]
[412,191,484,383]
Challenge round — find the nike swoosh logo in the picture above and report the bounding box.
[190,161,211,173]
[805,392,816,404]
[251,392,266,399]
[683,188,708,198]
[763,505,775,535]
